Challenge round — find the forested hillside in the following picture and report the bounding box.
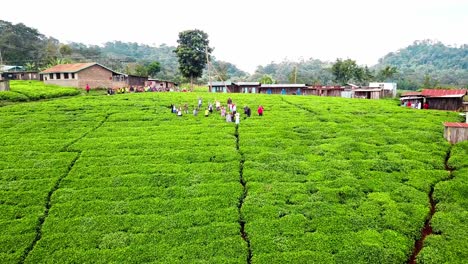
[1,20,466,88]
[374,40,468,89]
[0,20,247,82]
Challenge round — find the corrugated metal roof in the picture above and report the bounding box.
[209,81,232,86]
[402,92,422,96]
[40,62,122,74]
[233,82,260,86]
[1,65,25,72]
[260,84,306,88]
[444,122,468,128]
[422,89,467,97]
[40,63,96,73]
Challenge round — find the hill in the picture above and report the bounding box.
[374,40,468,89]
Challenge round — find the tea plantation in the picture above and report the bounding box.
[0,85,467,263]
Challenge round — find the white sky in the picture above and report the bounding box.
[2,0,467,73]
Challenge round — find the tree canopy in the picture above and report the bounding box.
[174,29,213,88]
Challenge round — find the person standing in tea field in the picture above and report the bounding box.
[193,107,198,116]
[86,84,90,94]
[205,108,209,117]
[208,103,213,113]
[257,105,264,116]
[221,106,226,117]
[235,112,240,125]
[244,106,251,117]
[198,97,203,108]
[215,100,221,111]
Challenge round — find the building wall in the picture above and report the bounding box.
[128,76,147,86]
[427,98,463,111]
[44,79,79,88]
[444,127,468,144]
[77,65,113,89]
[42,65,113,89]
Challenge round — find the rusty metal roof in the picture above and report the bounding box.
[402,92,422,96]
[444,122,468,128]
[422,89,467,97]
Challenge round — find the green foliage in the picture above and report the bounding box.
[174,29,213,87]
[0,83,465,263]
[259,74,275,84]
[250,58,333,85]
[146,61,161,78]
[376,40,468,89]
[377,66,398,82]
[331,58,361,85]
[4,80,79,101]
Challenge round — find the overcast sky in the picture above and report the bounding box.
[2,0,467,73]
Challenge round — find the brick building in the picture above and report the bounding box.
[40,63,131,89]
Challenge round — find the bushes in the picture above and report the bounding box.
[0,91,464,263]
[0,80,79,102]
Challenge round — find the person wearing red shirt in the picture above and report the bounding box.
[85,84,90,94]
[257,105,264,116]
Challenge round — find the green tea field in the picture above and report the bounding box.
[1,87,467,263]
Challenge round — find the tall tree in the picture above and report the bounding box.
[378,65,398,81]
[146,61,161,78]
[174,29,212,89]
[331,58,360,85]
[259,74,275,84]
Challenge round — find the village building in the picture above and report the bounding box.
[352,87,385,99]
[309,85,344,97]
[0,65,24,72]
[145,79,178,91]
[401,89,467,111]
[369,82,397,98]
[1,71,42,81]
[1,65,41,81]
[444,122,468,144]
[422,89,467,111]
[233,82,261,93]
[40,62,148,89]
[209,81,234,93]
[259,84,307,95]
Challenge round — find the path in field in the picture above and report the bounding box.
[235,124,252,263]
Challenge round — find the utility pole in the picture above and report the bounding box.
[206,46,212,93]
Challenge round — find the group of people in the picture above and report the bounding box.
[169,97,265,125]
[104,86,189,95]
[402,100,429,109]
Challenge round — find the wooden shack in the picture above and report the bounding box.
[353,88,384,99]
[422,89,467,111]
[0,80,10,91]
[308,85,344,97]
[444,122,468,144]
[145,79,178,91]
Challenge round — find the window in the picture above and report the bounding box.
[56,73,61,79]
[64,73,69,79]
[71,73,75,79]
[49,73,53,79]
